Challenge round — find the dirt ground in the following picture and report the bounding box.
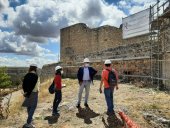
[0,78,170,128]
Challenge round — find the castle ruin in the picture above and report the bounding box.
[60,0,170,89]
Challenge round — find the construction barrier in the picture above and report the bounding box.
[118,111,140,128]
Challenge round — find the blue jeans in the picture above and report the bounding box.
[26,92,38,124]
[27,106,36,124]
[104,88,114,113]
[53,90,62,114]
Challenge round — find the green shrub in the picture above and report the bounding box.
[0,67,12,88]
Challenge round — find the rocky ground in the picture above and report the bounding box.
[0,78,170,128]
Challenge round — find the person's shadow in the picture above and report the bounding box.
[76,107,100,124]
[44,115,60,124]
[102,114,123,128]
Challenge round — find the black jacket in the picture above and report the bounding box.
[22,72,38,97]
[77,67,97,83]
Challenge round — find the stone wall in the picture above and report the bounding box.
[40,63,60,83]
[40,58,151,87]
[60,23,152,86]
[61,59,151,86]
[123,34,149,45]
[59,21,169,89]
[161,25,170,89]
[61,23,151,63]
[60,23,122,63]
[74,40,151,62]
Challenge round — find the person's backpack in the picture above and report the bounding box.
[48,81,55,94]
[106,69,117,87]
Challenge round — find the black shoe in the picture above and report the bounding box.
[106,111,115,116]
[84,103,89,108]
[76,104,81,108]
[52,112,60,116]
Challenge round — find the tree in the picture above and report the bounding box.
[0,67,12,88]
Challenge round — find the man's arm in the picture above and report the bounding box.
[99,71,104,93]
[92,67,97,76]
[99,79,103,93]
[114,69,119,90]
[77,67,82,84]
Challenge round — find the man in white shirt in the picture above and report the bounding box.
[77,58,97,108]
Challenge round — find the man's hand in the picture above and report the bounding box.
[115,85,119,90]
[23,92,29,98]
[99,87,102,93]
[79,81,82,85]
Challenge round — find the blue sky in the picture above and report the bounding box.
[0,0,158,67]
[106,0,120,4]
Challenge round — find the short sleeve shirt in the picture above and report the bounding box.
[101,68,118,88]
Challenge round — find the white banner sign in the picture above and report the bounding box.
[123,8,150,39]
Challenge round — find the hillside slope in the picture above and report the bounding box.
[0,79,170,128]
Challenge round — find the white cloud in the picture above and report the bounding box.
[12,0,126,41]
[129,0,167,15]
[0,0,16,28]
[13,0,68,42]
[129,5,146,14]
[0,55,59,68]
[58,0,126,27]
[132,0,156,4]
[119,0,127,6]
[118,0,132,9]
[0,30,51,56]
[0,0,9,11]
[100,3,126,27]
[25,56,59,68]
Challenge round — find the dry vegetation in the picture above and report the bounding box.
[0,79,169,128]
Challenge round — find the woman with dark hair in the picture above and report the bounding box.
[22,64,40,128]
[52,66,63,116]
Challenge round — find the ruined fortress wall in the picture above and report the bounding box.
[61,23,151,63]
[60,23,122,63]
[40,63,60,83]
[97,25,122,51]
[123,35,149,45]
[162,26,170,88]
[60,23,152,85]
[60,59,151,85]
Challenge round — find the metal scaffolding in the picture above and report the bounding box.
[150,0,170,89]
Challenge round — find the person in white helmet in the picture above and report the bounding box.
[52,66,63,116]
[22,64,39,128]
[76,58,97,108]
[99,60,119,115]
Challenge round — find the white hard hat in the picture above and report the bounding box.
[30,64,37,67]
[83,58,90,63]
[104,59,111,64]
[55,66,62,71]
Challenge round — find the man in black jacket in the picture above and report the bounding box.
[76,58,97,108]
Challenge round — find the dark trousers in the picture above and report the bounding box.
[24,92,38,124]
[53,90,62,114]
[104,88,114,113]
[27,106,36,124]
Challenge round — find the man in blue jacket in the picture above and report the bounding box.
[77,58,97,108]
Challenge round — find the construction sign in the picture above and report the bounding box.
[122,8,150,39]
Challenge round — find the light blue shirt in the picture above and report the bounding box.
[83,67,90,80]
